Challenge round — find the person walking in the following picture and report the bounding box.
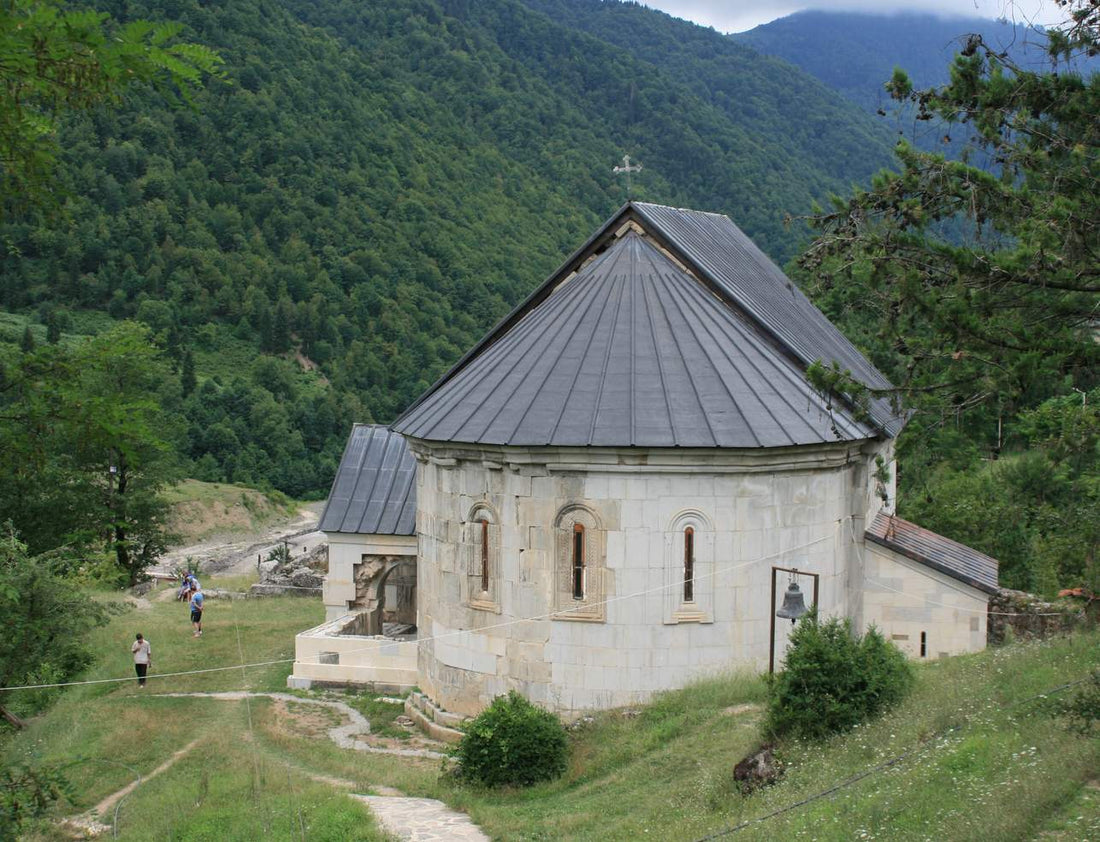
[132,633,152,687]
[189,588,204,637]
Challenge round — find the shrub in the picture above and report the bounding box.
[453,691,568,787]
[1058,670,1100,734]
[765,613,913,740]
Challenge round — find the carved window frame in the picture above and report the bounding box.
[664,510,713,624]
[465,502,500,612]
[554,505,605,622]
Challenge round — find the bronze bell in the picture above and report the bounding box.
[776,581,808,623]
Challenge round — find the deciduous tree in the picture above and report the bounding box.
[0,0,221,208]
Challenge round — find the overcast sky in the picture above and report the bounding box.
[642,1,1067,34]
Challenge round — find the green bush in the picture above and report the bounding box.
[1059,670,1100,734]
[453,691,568,787]
[766,613,913,740]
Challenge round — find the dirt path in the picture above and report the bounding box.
[63,738,201,837]
[152,502,325,579]
[149,691,447,759]
[71,692,485,840]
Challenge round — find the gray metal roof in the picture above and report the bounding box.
[319,424,416,536]
[393,231,876,447]
[865,512,999,595]
[631,203,902,436]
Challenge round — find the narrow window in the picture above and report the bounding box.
[572,523,585,600]
[479,518,489,593]
[920,631,927,658]
[683,526,694,602]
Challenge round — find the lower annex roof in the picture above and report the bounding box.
[319,424,416,536]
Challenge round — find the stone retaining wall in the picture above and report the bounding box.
[987,588,1084,646]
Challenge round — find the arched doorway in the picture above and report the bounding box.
[349,555,417,636]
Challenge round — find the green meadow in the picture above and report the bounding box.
[2,581,1096,841]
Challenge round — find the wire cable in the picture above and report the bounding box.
[1,516,1080,694]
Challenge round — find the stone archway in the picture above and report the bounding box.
[349,555,416,636]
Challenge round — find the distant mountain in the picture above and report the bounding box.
[732,11,1068,112]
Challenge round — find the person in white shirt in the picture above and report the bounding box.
[131,633,152,687]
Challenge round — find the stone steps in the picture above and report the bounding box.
[404,691,466,744]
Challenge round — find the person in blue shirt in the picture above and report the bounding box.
[189,588,205,637]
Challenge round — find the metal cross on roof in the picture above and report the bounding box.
[612,154,642,197]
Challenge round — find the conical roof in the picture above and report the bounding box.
[392,205,892,448]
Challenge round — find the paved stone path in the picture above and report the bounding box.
[151,691,446,759]
[355,795,490,842]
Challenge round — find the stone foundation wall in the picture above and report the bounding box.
[288,613,418,690]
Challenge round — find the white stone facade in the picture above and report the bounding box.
[862,544,988,659]
[409,438,903,717]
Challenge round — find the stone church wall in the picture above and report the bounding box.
[862,544,987,658]
[411,439,890,717]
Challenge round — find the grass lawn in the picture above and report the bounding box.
[3,580,1097,841]
[2,584,397,840]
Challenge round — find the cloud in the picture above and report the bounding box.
[642,0,1065,33]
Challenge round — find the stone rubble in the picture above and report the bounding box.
[249,542,328,596]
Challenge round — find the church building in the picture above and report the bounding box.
[289,202,999,720]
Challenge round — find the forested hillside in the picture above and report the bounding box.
[732,11,1060,113]
[0,0,896,498]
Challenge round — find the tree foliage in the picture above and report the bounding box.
[0,0,221,208]
[0,526,110,718]
[801,7,1097,423]
[0,322,178,582]
[0,762,72,838]
[797,1,1099,593]
[0,0,899,496]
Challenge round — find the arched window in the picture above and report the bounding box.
[466,503,500,611]
[480,517,490,593]
[554,505,604,621]
[683,526,695,603]
[572,523,585,600]
[665,511,713,624]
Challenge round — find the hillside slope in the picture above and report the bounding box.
[3,585,1096,841]
[0,0,898,495]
